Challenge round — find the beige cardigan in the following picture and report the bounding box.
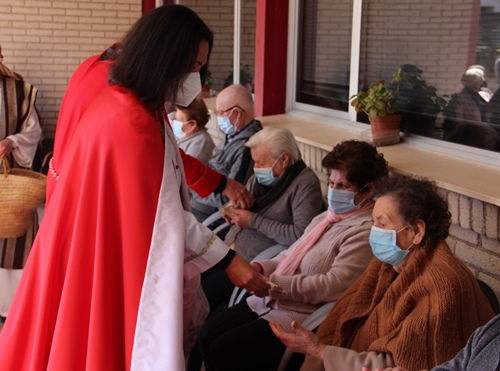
[246,208,375,332]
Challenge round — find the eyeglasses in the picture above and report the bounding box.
[216,105,245,116]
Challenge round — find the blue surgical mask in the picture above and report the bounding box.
[253,154,283,187]
[172,119,185,139]
[369,225,413,266]
[254,167,278,187]
[217,115,235,135]
[327,187,365,214]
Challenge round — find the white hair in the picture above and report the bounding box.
[246,126,301,165]
[461,66,485,89]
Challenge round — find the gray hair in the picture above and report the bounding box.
[246,126,301,165]
[461,66,485,89]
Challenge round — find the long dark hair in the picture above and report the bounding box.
[109,5,213,111]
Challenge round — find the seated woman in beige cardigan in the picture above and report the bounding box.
[270,175,495,371]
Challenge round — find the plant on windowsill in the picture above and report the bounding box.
[350,68,403,146]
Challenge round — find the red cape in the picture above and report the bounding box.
[0,85,165,370]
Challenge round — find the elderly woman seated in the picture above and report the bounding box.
[270,175,495,371]
[443,65,490,140]
[201,126,324,312]
[199,140,389,371]
[172,96,215,165]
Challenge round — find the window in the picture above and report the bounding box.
[296,0,353,113]
[292,0,500,157]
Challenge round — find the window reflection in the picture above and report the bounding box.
[297,0,500,152]
[296,0,352,111]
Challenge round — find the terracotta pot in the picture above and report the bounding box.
[369,114,402,146]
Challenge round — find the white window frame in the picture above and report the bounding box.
[286,0,500,167]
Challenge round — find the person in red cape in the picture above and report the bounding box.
[0,5,268,371]
[45,47,252,208]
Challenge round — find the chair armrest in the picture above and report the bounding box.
[202,210,223,227]
[277,301,337,371]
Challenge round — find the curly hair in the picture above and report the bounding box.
[374,174,451,248]
[322,140,389,192]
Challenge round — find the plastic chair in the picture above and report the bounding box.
[201,210,223,228]
[477,278,500,315]
[228,243,288,307]
[276,301,336,371]
[201,210,232,238]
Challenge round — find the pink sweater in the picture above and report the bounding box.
[246,209,374,332]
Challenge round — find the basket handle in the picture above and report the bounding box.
[1,157,10,178]
[40,151,53,174]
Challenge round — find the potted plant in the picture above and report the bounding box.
[350,68,402,146]
[395,65,448,137]
[223,64,254,93]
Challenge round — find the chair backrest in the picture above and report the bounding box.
[477,278,500,315]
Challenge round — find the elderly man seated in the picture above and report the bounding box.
[190,84,262,222]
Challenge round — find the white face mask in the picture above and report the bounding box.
[175,72,202,107]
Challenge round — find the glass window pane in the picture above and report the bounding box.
[296,0,353,112]
[181,0,256,95]
[358,0,500,152]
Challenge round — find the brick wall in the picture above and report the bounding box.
[0,0,141,138]
[360,0,475,95]
[179,0,256,92]
[307,0,476,96]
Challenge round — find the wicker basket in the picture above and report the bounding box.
[0,158,47,238]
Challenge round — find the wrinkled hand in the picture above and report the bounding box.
[229,208,252,228]
[0,138,14,158]
[361,368,409,371]
[223,177,253,210]
[269,320,326,360]
[224,254,269,297]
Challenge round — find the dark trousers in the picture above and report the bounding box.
[201,266,235,313]
[187,268,235,371]
[199,301,287,371]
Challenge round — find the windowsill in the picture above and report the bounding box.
[258,113,500,207]
[203,96,500,206]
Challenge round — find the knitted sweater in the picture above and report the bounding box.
[305,241,495,371]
